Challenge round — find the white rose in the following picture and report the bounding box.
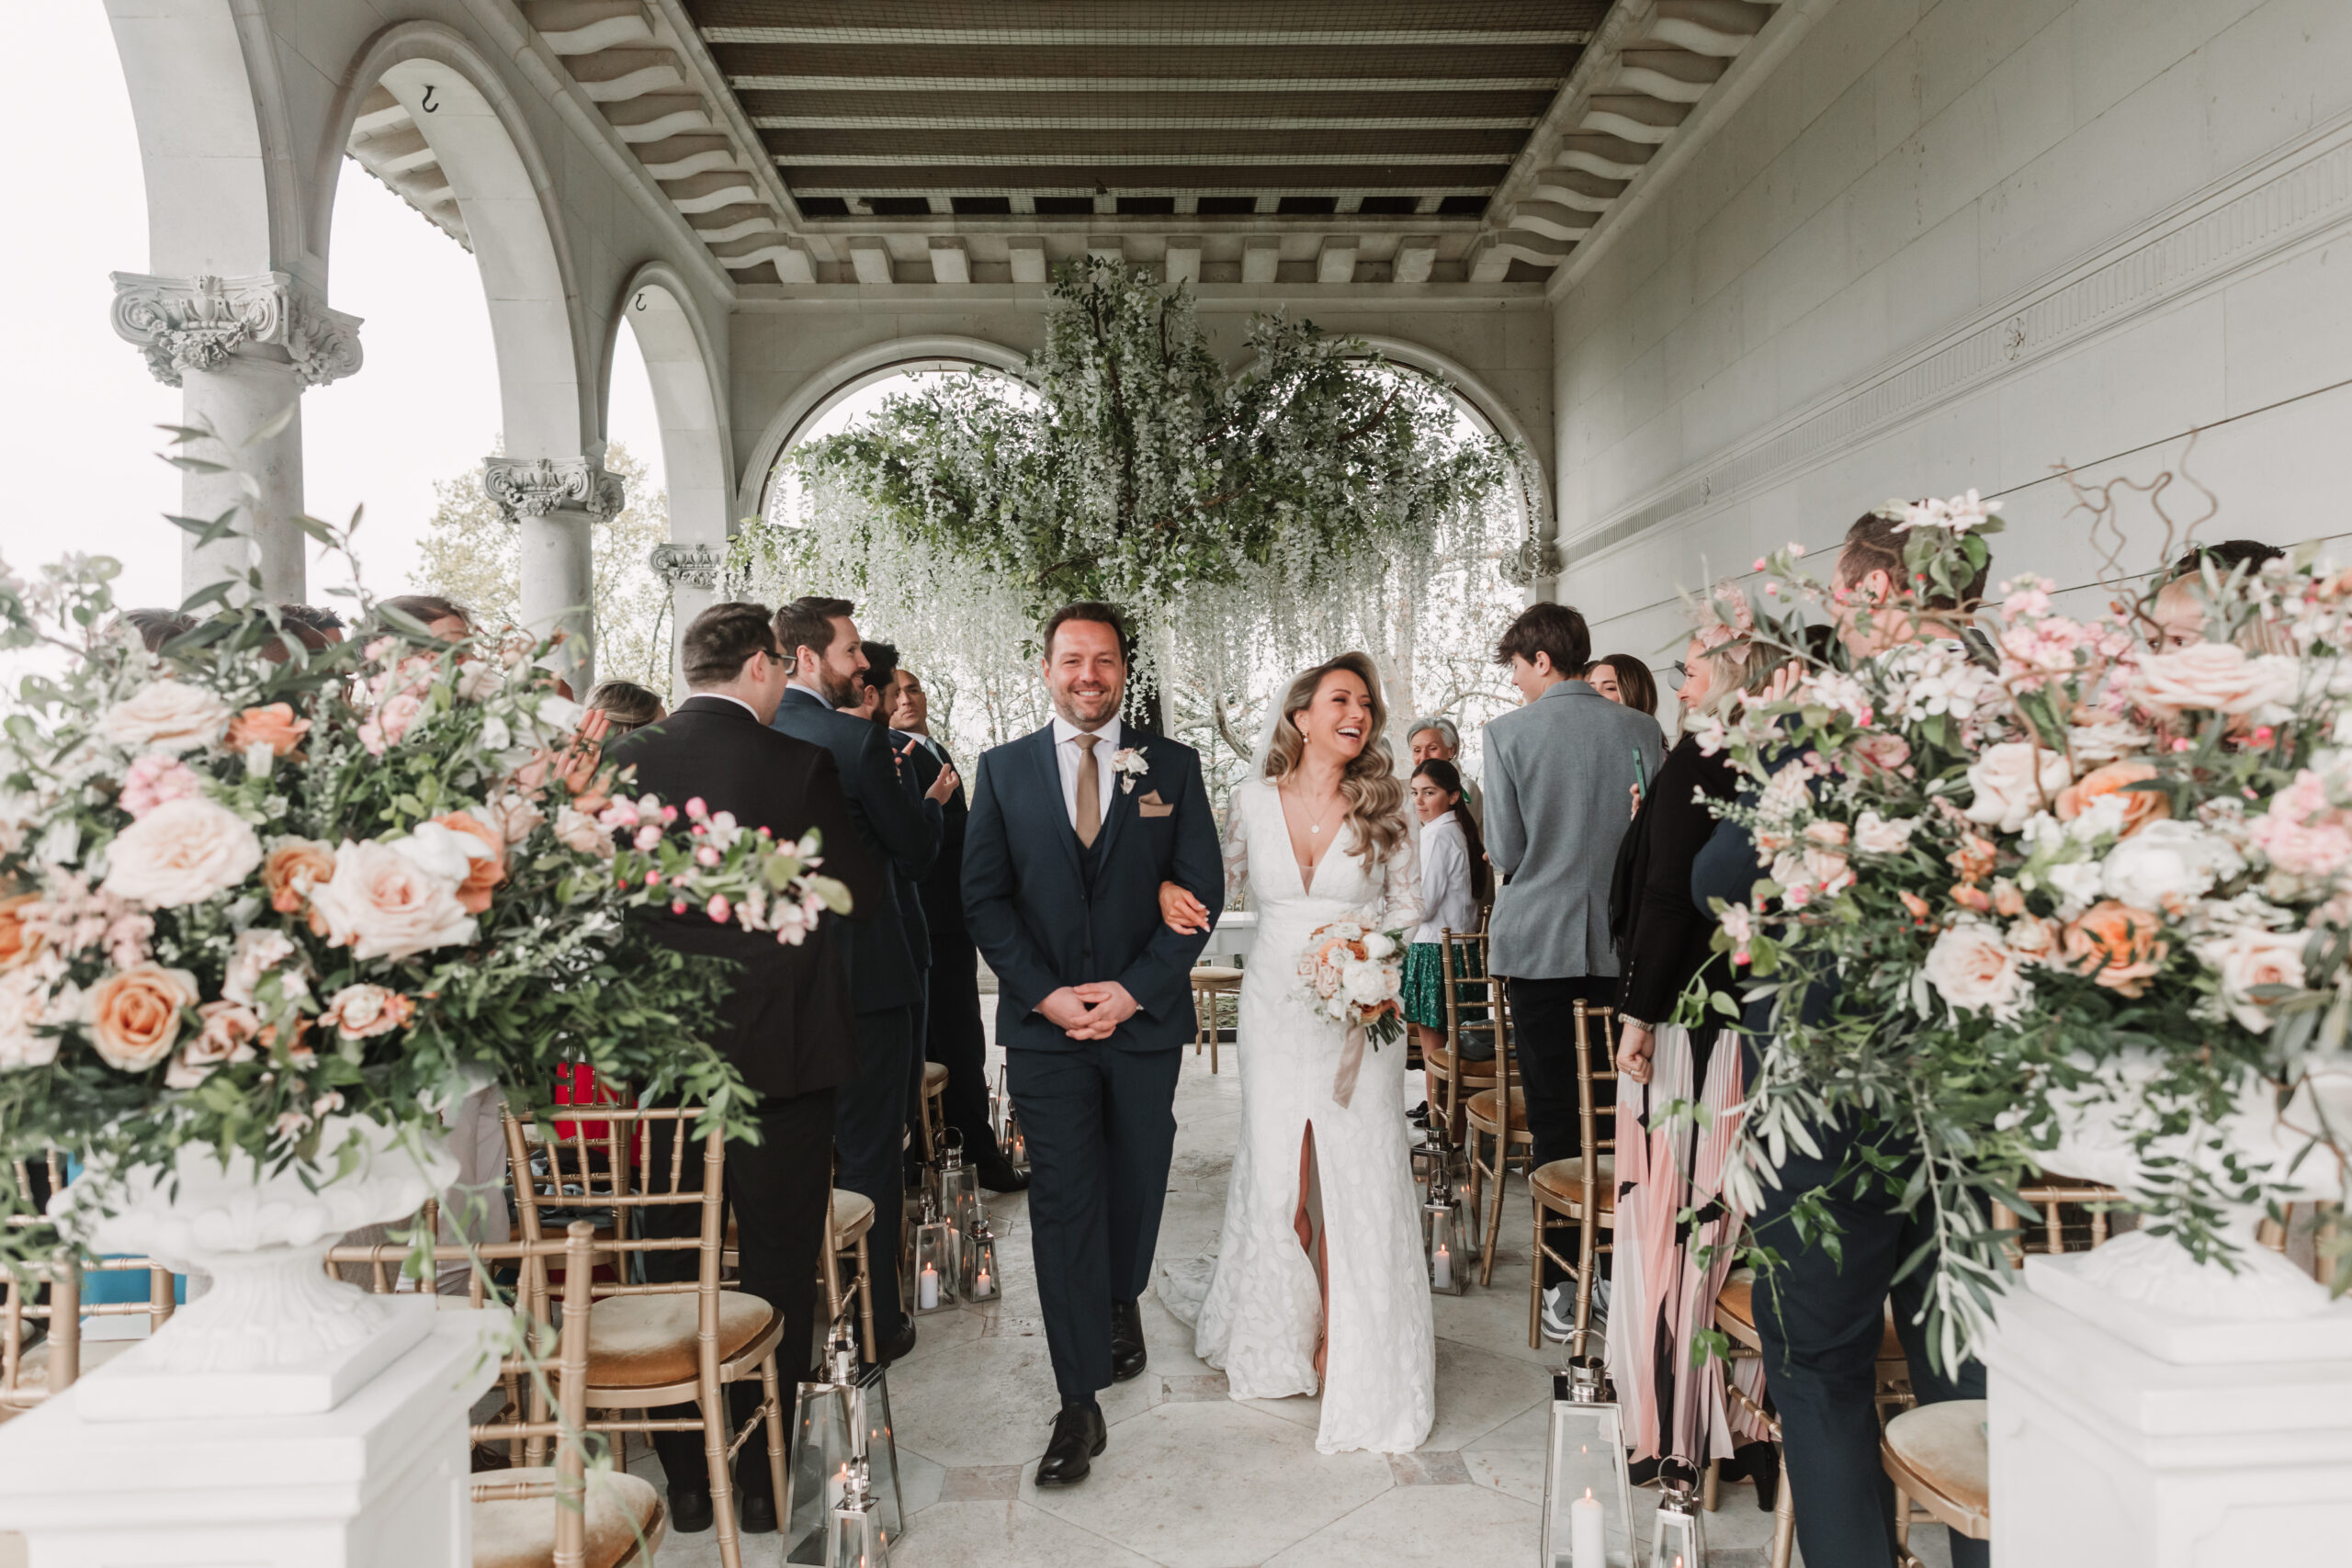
[1341,961,1390,1008]
[392,820,493,886]
[222,928,298,1007]
[2132,643,2301,718]
[2066,716,2153,767]
[0,967,61,1070]
[307,839,478,961]
[1854,811,1919,855]
[2195,926,2308,1032]
[1363,931,1396,960]
[1922,919,2034,1022]
[2101,819,2245,911]
[2046,859,2107,916]
[97,680,232,753]
[100,796,263,908]
[1964,743,2074,834]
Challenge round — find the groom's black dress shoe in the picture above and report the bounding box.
[879,1313,919,1364]
[978,1155,1030,1193]
[1110,1298,1148,1382]
[738,1490,778,1534]
[667,1486,715,1534]
[1035,1400,1107,1486]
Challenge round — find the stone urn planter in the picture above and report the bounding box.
[48,1113,458,1421]
[1982,1057,2352,1566]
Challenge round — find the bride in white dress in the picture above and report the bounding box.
[1159,652,1435,1455]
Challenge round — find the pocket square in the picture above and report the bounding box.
[1138,791,1173,818]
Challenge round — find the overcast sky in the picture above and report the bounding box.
[0,7,666,615]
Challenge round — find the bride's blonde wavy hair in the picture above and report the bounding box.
[1261,651,1409,873]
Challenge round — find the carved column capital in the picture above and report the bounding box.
[483,457,627,525]
[649,542,726,592]
[109,271,363,389]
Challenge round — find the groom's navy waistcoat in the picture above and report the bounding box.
[962,723,1223,1054]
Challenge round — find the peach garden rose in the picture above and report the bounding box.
[85,962,198,1072]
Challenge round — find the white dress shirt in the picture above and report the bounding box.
[1410,811,1477,945]
[1051,714,1122,831]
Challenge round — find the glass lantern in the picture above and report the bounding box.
[1421,1148,1468,1296]
[930,1128,984,1251]
[1541,1359,1638,1568]
[1647,1477,1706,1568]
[1001,1101,1030,1174]
[825,1457,890,1568]
[961,1215,1001,1303]
[789,1322,903,1565]
[910,1195,956,1314]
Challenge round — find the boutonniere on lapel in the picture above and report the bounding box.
[1111,747,1150,795]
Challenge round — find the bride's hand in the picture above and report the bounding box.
[1158,881,1211,935]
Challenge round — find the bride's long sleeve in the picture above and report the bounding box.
[1376,825,1424,934]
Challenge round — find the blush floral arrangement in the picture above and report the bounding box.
[0,531,849,1255]
[1693,491,2351,1364]
[1297,919,1407,1043]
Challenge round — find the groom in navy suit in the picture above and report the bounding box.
[962,602,1223,1486]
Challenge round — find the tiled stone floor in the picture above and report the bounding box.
[645,1042,1961,1567]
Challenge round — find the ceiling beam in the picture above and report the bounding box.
[774,151,1516,166]
[727,74,1567,93]
[751,115,1539,131]
[702,27,1595,47]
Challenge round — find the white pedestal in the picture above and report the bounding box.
[1982,1255,2352,1565]
[0,1303,503,1568]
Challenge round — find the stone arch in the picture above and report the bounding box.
[1346,334,1552,545]
[736,335,1031,520]
[324,22,594,461]
[107,0,305,277]
[609,264,733,547]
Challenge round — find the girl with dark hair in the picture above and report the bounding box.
[1587,652,1659,718]
[1399,758,1487,1057]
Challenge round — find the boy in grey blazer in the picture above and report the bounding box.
[1482,602,1662,1335]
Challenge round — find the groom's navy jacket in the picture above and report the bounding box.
[962,723,1223,1053]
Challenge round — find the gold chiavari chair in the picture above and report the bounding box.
[1464,974,1533,1284]
[1427,926,1501,1154]
[918,1063,951,1162]
[1881,1176,2129,1568]
[4,1155,178,1419]
[1527,999,1615,1350]
[503,1105,787,1568]
[820,1189,881,1365]
[334,1224,667,1566]
[1190,964,1244,1073]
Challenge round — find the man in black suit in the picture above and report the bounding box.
[962,603,1222,1486]
[853,641,935,1188]
[769,597,956,1361]
[600,601,883,1536]
[888,665,1024,1193]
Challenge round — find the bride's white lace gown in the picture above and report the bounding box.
[1170,775,1435,1455]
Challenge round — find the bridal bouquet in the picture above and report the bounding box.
[1695,491,2352,1359]
[0,538,850,1253]
[1297,919,1407,1045]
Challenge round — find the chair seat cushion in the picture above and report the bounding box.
[1191,965,1244,985]
[1466,1087,1527,1132]
[472,1468,665,1568]
[1883,1400,1990,1537]
[1531,1157,1616,1213]
[922,1060,948,1092]
[586,1290,775,1389]
[830,1188,876,1241]
[1420,1042,1500,1078]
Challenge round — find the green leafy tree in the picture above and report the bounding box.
[413,442,672,689]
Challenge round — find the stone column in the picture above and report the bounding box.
[110,272,362,604]
[649,541,724,702]
[483,455,625,694]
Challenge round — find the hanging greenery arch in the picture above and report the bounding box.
[728,256,1520,739]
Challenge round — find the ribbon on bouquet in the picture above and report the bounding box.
[1330,1015,1366,1110]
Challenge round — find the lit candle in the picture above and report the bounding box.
[975,1266,991,1296]
[919,1262,939,1309]
[1432,1243,1453,1290]
[1571,1486,1604,1567]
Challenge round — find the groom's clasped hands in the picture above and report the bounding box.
[1039,979,1140,1040]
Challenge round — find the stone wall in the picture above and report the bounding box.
[1551,0,2352,679]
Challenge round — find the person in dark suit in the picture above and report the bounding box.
[962,602,1223,1486]
[888,665,1024,1192]
[853,641,935,1188]
[769,597,956,1361]
[600,601,883,1537]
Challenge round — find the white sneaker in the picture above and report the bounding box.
[1540,1284,1576,1343]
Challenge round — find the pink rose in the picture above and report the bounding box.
[358,691,424,757]
[306,839,477,961]
[120,754,202,818]
[321,983,414,1039]
[2249,771,2352,879]
[166,1000,261,1088]
[98,680,231,752]
[85,963,198,1071]
[100,797,263,908]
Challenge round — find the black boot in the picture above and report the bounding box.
[1034,1398,1107,1486]
[667,1486,715,1534]
[1110,1298,1148,1382]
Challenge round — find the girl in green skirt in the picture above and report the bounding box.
[1402,758,1487,1055]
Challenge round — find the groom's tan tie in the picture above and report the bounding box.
[1072,733,1102,849]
